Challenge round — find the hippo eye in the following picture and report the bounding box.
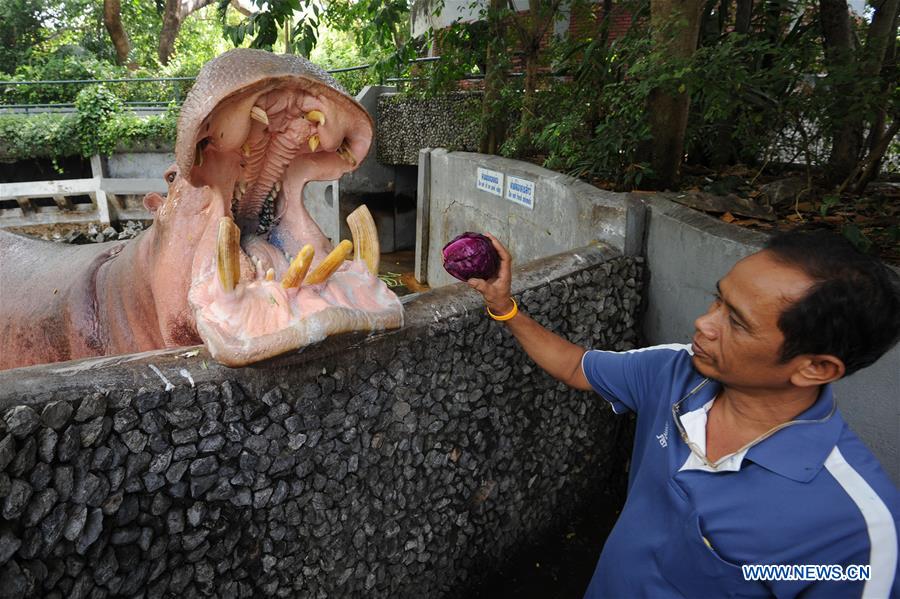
[165,171,176,184]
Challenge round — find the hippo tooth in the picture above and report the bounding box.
[265,268,275,282]
[337,140,357,167]
[274,181,281,193]
[304,240,353,285]
[281,244,315,289]
[216,217,241,292]
[346,204,380,276]
[308,134,320,152]
[250,106,269,126]
[242,142,251,157]
[306,110,325,126]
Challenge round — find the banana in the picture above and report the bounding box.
[281,244,315,289]
[346,204,380,275]
[304,240,353,285]
[216,216,241,292]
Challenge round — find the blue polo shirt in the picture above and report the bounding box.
[581,344,899,598]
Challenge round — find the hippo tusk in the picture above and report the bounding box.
[216,216,241,292]
[250,106,269,126]
[281,244,315,289]
[306,110,325,126]
[304,240,353,285]
[346,204,380,275]
[337,140,357,167]
[308,134,320,152]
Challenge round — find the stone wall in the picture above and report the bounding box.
[0,245,641,598]
[377,93,481,165]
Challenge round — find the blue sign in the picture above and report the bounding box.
[505,175,535,209]
[476,167,504,197]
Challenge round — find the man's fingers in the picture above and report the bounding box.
[484,232,512,263]
[467,278,485,292]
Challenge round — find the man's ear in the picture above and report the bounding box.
[790,355,846,387]
[143,192,164,214]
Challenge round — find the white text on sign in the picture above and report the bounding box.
[506,175,535,209]
[476,168,504,197]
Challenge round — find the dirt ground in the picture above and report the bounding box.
[461,495,622,599]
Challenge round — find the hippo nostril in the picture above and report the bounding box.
[195,138,210,167]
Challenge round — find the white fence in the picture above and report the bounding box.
[0,155,164,227]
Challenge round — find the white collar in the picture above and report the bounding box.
[678,398,750,473]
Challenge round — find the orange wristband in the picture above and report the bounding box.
[487,298,518,321]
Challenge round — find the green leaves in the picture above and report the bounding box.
[841,223,873,253]
[0,98,176,162]
[74,85,124,157]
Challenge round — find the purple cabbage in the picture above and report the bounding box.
[442,232,500,281]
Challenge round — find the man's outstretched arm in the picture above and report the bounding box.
[467,234,592,391]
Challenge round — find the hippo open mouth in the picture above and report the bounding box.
[175,49,402,366]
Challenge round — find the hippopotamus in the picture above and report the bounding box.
[0,49,403,370]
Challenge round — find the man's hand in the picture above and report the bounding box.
[464,232,592,391]
[466,233,515,316]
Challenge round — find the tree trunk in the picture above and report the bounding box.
[479,0,508,154]
[856,2,898,187]
[735,0,752,34]
[718,0,729,34]
[861,0,899,78]
[511,0,545,157]
[158,0,182,66]
[159,0,217,65]
[517,37,541,155]
[643,0,706,189]
[700,0,721,44]
[103,0,133,68]
[854,119,899,192]
[819,0,861,184]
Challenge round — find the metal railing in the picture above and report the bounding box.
[0,56,448,113]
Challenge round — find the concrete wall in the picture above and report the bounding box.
[0,246,641,598]
[105,153,174,180]
[341,86,399,196]
[417,149,642,288]
[642,196,900,484]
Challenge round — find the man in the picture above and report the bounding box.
[467,229,899,598]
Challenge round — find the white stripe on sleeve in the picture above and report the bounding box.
[824,446,897,598]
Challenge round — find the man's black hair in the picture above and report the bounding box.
[764,229,900,377]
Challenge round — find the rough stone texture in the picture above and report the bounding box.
[0,247,640,598]
[377,92,481,165]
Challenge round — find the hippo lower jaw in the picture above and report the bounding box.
[188,201,402,368]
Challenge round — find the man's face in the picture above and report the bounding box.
[691,250,815,390]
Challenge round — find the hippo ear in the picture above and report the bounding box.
[143,192,165,215]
